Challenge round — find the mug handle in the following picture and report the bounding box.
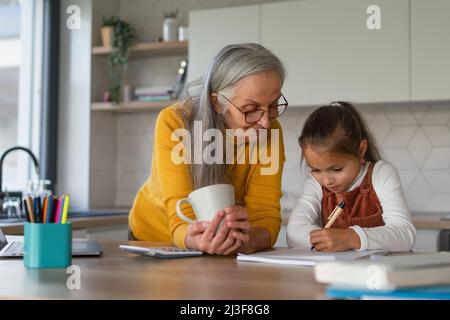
[176,198,196,224]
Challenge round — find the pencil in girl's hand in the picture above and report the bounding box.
[324,202,346,229]
[327,201,345,220]
[311,201,346,250]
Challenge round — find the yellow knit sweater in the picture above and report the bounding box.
[129,104,285,248]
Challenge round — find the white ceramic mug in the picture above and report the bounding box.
[176,184,235,224]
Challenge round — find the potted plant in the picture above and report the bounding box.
[100,24,112,47]
[101,17,137,104]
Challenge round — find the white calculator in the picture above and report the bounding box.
[119,245,203,259]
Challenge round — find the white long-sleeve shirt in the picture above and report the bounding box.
[287,161,416,252]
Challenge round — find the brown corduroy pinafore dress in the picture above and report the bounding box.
[321,162,385,228]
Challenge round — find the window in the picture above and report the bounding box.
[0,0,44,192]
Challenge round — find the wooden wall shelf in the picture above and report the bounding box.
[91,100,178,113]
[92,41,188,58]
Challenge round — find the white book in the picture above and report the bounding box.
[237,247,388,267]
[315,252,450,290]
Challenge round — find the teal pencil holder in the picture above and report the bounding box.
[23,222,72,269]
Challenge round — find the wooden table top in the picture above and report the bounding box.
[0,241,327,299]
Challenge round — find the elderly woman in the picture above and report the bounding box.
[129,43,288,254]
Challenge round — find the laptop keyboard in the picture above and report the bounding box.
[4,241,23,256]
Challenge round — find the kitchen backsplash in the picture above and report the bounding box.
[90,102,450,214]
[278,102,450,215]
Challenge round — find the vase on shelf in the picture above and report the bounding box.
[163,18,178,42]
[163,10,179,42]
[101,26,112,47]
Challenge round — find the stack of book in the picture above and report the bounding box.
[314,252,450,299]
[134,86,174,102]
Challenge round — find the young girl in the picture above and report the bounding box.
[287,101,416,252]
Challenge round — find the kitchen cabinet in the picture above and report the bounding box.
[411,0,450,101]
[188,5,260,82]
[261,0,410,106]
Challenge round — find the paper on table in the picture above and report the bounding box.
[237,247,388,267]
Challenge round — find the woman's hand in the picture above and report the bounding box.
[223,205,274,254]
[185,211,243,255]
[310,228,361,252]
[223,205,250,244]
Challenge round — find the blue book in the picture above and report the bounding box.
[326,284,450,300]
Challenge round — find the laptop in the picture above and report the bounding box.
[0,226,103,258]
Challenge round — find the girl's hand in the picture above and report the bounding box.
[185,211,242,255]
[310,228,361,252]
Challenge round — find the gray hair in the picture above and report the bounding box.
[179,43,285,189]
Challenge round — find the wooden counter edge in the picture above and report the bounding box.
[412,216,450,230]
[281,215,450,230]
[4,214,449,235]
[1,215,129,235]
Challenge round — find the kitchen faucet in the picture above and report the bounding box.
[0,146,40,197]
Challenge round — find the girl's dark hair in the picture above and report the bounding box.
[298,101,381,162]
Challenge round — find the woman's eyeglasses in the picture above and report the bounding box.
[218,93,288,124]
